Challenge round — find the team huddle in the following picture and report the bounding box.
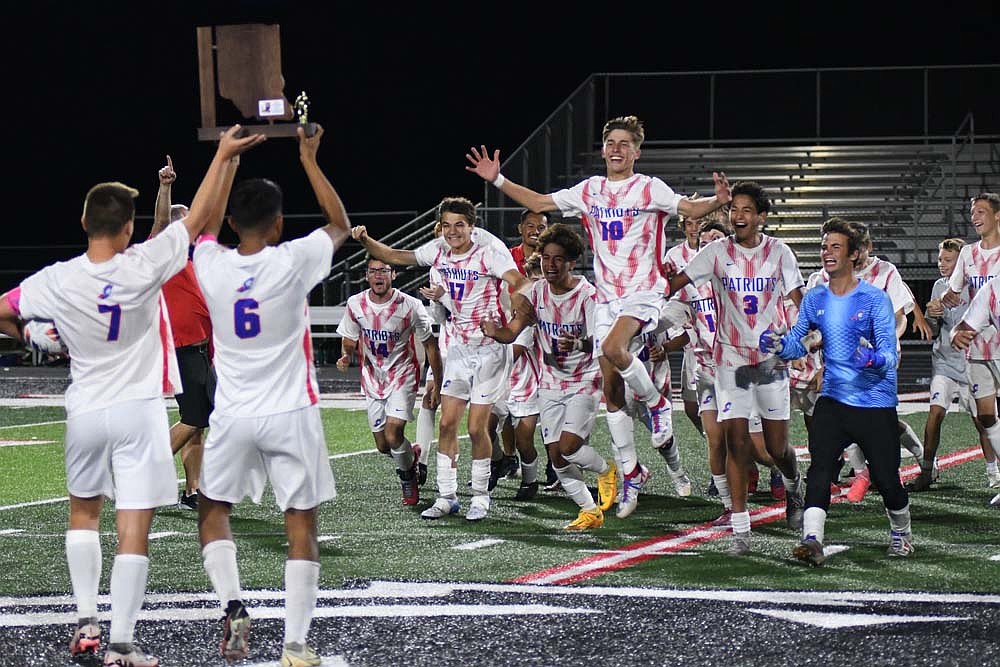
[1,115,999,665]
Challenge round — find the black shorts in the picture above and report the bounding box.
[174,343,215,428]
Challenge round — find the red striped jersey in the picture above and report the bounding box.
[509,325,540,403]
[948,241,1000,361]
[529,277,601,395]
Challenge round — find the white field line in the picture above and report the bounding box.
[452,538,505,551]
[0,496,69,512]
[0,439,55,447]
[0,420,66,430]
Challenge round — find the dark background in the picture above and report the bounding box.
[2,1,998,283]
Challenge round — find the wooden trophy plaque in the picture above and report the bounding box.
[196,24,316,140]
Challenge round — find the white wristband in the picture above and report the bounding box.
[492,173,506,188]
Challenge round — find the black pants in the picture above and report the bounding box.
[174,343,216,428]
[805,396,908,512]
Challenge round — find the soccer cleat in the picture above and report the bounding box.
[846,468,871,504]
[220,599,251,662]
[887,530,915,557]
[793,536,826,566]
[669,469,693,497]
[728,531,751,556]
[747,465,759,494]
[70,618,101,656]
[648,398,673,447]
[705,478,719,497]
[596,459,618,512]
[616,464,651,519]
[710,508,732,527]
[904,469,936,493]
[785,475,805,531]
[488,455,519,490]
[466,495,491,521]
[543,478,563,493]
[417,462,428,487]
[769,469,786,501]
[281,642,322,667]
[178,489,199,511]
[987,469,1000,488]
[421,496,460,520]
[564,507,604,531]
[103,645,159,667]
[989,492,1000,508]
[398,468,420,506]
[514,481,539,501]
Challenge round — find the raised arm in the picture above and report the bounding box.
[201,155,240,239]
[149,155,176,239]
[350,226,418,266]
[184,125,266,243]
[465,146,558,213]
[676,172,732,219]
[298,125,351,250]
[0,291,23,340]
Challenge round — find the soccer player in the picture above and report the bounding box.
[0,126,263,666]
[761,218,912,566]
[509,209,548,275]
[193,126,347,667]
[352,197,530,522]
[466,115,730,518]
[944,193,1000,498]
[336,256,442,505]
[481,223,615,529]
[910,238,997,491]
[669,181,806,556]
[148,155,217,511]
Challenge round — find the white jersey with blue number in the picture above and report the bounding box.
[193,229,334,418]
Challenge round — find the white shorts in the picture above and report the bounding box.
[200,405,336,512]
[365,389,416,432]
[65,398,177,509]
[539,389,600,444]
[507,394,540,419]
[789,384,819,417]
[440,342,510,405]
[929,374,975,413]
[966,360,1000,401]
[680,348,698,403]
[697,371,718,414]
[594,292,664,358]
[715,363,790,421]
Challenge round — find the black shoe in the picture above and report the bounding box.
[514,481,539,501]
[178,490,199,511]
[545,459,558,486]
[417,462,428,487]
[705,478,719,497]
[488,456,518,491]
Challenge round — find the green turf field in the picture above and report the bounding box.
[0,404,998,597]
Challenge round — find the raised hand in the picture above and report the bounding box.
[758,329,783,354]
[465,145,501,183]
[158,155,176,185]
[217,124,266,160]
[297,124,324,162]
[713,171,732,204]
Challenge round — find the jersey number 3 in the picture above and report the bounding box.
[234,299,261,339]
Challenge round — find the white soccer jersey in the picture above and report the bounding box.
[509,325,540,403]
[636,329,674,396]
[413,228,517,346]
[961,277,1000,348]
[337,289,434,400]
[675,282,718,372]
[683,235,803,368]
[664,240,700,277]
[530,277,601,395]
[193,228,334,417]
[551,174,683,303]
[16,222,188,417]
[930,277,969,383]
[948,242,1000,361]
[813,256,913,314]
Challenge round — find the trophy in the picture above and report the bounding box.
[196,24,317,140]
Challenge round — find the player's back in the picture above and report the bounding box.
[193,230,333,417]
[17,222,189,416]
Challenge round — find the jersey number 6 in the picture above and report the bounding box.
[234,298,261,339]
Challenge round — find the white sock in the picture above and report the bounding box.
[887,504,912,534]
[563,445,609,474]
[712,474,732,510]
[554,464,597,510]
[731,510,751,534]
[845,443,867,474]
[985,422,1000,460]
[283,559,320,646]
[202,540,241,611]
[109,554,148,645]
[66,530,101,619]
[470,458,491,496]
[436,452,458,499]
[987,460,999,474]
[899,421,923,459]
[521,459,538,485]
[389,438,414,471]
[802,507,827,543]
[657,439,682,472]
[415,408,435,465]
[619,357,662,407]
[607,409,638,476]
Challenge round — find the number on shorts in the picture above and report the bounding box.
[448,281,466,302]
[234,298,261,339]
[600,220,625,241]
[742,295,758,315]
[368,340,389,357]
[97,303,121,341]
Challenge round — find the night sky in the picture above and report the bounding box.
[1,1,997,283]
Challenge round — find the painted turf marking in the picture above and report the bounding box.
[148,531,181,540]
[514,445,985,585]
[0,419,66,430]
[0,529,23,536]
[823,545,851,557]
[452,538,505,551]
[990,554,1000,562]
[245,658,351,667]
[747,608,971,629]
[0,439,55,447]
[0,496,69,512]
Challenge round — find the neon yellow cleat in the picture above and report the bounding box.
[564,507,604,531]
[596,460,618,512]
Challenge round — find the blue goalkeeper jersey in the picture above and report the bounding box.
[778,281,898,408]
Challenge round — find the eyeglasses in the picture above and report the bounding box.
[366,268,393,275]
